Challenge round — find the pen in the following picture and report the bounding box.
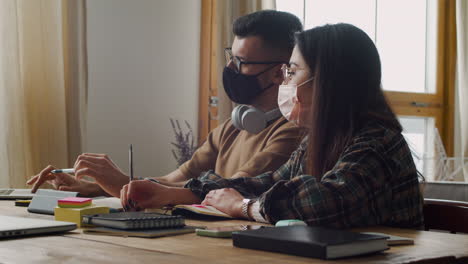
[129,144,133,181]
[127,144,135,211]
[51,168,75,174]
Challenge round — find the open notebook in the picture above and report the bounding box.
[92,197,123,212]
[91,198,232,219]
[169,204,232,219]
[145,204,233,219]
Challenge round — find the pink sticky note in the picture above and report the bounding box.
[58,197,92,204]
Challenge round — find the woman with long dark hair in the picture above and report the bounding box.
[120,23,424,228]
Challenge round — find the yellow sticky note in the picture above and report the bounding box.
[54,205,109,228]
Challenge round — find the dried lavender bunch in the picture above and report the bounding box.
[170,118,197,166]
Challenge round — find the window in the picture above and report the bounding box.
[277,0,455,178]
[277,0,437,93]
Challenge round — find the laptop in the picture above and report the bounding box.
[0,215,76,239]
[0,189,35,200]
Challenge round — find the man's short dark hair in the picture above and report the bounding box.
[233,10,303,53]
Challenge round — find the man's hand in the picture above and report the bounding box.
[120,180,172,211]
[74,153,129,197]
[27,165,103,197]
[201,188,245,218]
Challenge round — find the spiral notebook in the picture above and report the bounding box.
[82,212,185,230]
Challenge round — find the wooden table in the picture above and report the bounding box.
[1,200,467,264]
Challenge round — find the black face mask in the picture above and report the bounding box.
[222,66,275,104]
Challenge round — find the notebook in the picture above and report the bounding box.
[90,200,231,219]
[83,225,203,238]
[172,204,233,219]
[362,232,414,246]
[27,189,78,215]
[92,197,123,212]
[0,215,76,239]
[82,212,185,230]
[232,226,389,260]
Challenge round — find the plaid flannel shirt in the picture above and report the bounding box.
[185,121,424,229]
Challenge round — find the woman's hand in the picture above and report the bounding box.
[201,188,245,218]
[74,153,129,197]
[27,165,103,197]
[120,180,172,211]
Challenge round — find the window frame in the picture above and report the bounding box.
[197,0,456,157]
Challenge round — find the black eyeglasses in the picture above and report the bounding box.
[224,48,286,74]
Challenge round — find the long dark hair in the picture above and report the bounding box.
[296,23,401,177]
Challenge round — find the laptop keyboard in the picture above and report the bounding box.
[0,189,14,195]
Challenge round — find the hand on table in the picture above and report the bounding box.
[201,188,245,218]
[27,165,101,197]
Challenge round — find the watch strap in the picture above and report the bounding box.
[242,198,255,220]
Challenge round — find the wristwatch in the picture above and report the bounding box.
[241,198,255,220]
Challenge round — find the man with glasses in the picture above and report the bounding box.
[28,10,304,198]
[158,10,304,186]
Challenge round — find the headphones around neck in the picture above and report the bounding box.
[231,105,282,134]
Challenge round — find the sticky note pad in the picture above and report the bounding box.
[15,200,31,207]
[58,197,92,208]
[55,205,110,228]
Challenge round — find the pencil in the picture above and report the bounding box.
[129,144,133,181]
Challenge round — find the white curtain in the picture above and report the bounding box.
[0,0,87,188]
[456,0,468,182]
[216,0,276,122]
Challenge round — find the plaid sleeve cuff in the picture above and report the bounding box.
[183,170,225,199]
[184,178,206,198]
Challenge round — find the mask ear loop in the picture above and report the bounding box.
[289,77,314,125]
[297,77,314,87]
[294,77,314,104]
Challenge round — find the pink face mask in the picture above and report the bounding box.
[277,78,313,125]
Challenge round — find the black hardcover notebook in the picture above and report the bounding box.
[82,212,185,230]
[232,226,389,260]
